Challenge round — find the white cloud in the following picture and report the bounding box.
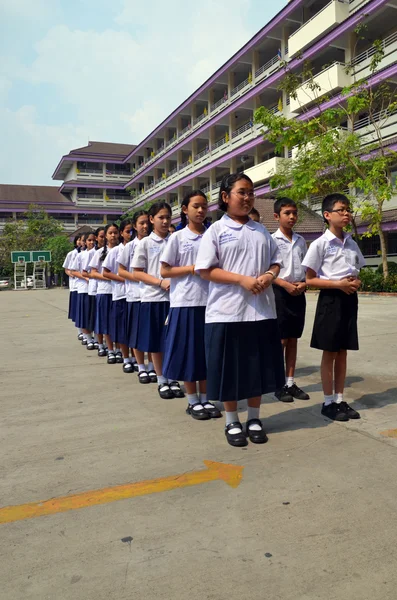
[0,0,256,184]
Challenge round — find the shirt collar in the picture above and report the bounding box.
[150,232,168,243]
[324,229,351,245]
[222,214,257,230]
[274,228,299,243]
[183,227,203,240]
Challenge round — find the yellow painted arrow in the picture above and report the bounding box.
[0,461,244,525]
[380,428,397,438]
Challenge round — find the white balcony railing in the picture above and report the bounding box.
[231,77,252,98]
[255,54,280,79]
[210,97,227,112]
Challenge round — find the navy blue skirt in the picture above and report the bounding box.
[75,293,90,329]
[68,291,78,322]
[95,293,112,335]
[110,298,128,345]
[135,301,170,353]
[126,301,140,348]
[163,306,206,382]
[205,319,285,402]
[87,295,96,332]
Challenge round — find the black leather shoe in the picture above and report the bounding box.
[246,419,268,444]
[107,352,116,365]
[98,348,107,357]
[275,385,294,402]
[339,401,361,420]
[225,422,248,447]
[186,403,211,420]
[123,363,134,373]
[148,370,158,383]
[115,352,123,364]
[138,371,150,384]
[158,383,175,399]
[287,383,310,400]
[169,381,185,398]
[203,402,222,418]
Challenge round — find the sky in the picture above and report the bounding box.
[0,0,287,186]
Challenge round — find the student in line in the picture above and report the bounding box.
[90,223,119,361]
[132,202,184,399]
[82,227,105,350]
[272,198,310,402]
[70,231,95,347]
[118,210,157,382]
[161,190,222,420]
[248,207,260,222]
[195,173,285,447]
[103,219,133,370]
[63,234,82,337]
[302,193,365,422]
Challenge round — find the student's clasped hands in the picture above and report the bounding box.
[339,277,361,295]
[240,273,274,295]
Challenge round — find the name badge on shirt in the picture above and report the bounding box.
[325,245,338,255]
[219,232,239,245]
[150,245,162,254]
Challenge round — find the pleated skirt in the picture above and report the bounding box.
[311,290,359,351]
[205,319,285,402]
[126,301,141,349]
[95,293,112,335]
[87,295,96,333]
[135,301,170,353]
[163,306,206,382]
[75,293,90,329]
[273,286,306,339]
[68,291,78,322]
[110,298,128,345]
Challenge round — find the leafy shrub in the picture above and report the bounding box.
[360,267,397,292]
[376,261,397,275]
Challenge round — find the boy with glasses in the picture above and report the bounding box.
[302,193,365,421]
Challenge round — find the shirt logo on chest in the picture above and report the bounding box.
[219,232,239,245]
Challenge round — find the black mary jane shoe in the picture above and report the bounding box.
[158,383,175,400]
[138,371,150,384]
[115,352,123,364]
[202,402,223,418]
[98,348,107,357]
[87,342,95,351]
[133,362,140,373]
[186,403,211,420]
[107,352,116,365]
[123,362,134,373]
[225,422,248,447]
[93,342,99,350]
[77,333,84,341]
[81,338,88,346]
[169,381,185,398]
[147,370,158,383]
[246,419,268,444]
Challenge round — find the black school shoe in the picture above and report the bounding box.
[246,419,268,444]
[147,370,158,383]
[98,348,107,357]
[169,381,185,398]
[123,362,134,373]
[225,422,248,447]
[158,383,175,399]
[321,402,349,422]
[107,352,116,365]
[77,333,83,341]
[115,351,123,364]
[81,338,88,346]
[275,385,294,403]
[138,371,150,384]
[186,403,211,420]
[87,341,95,351]
[287,383,310,400]
[339,401,361,420]
[202,402,222,418]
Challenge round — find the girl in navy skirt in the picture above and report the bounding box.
[195,173,285,447]
[83,227,105,351]
[103,219,133,371]
[132,202,183,400]
[63,234,82,336]
[118,210,158,383]
[89,223,119,362]
[160,190,221,420]
[70,231,96,347]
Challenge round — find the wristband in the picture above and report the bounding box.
[265,270,277,280]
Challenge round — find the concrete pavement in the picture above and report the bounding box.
[0,289,397,600]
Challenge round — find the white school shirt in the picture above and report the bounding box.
[118,238,141,303]
[62,250,75,291]
[81,247,97,296]
[89,248,112,294]
[160,227,208,308]
[272,229,307,283]
[131,232,170,303]
[195,214,283,323]
[302,229,366,280]
[102,243,126,301]
[70,251,89,294]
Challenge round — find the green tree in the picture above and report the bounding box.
[254,30,397,277]
[44,235,73,276]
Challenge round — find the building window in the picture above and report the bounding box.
[360,235,381,257]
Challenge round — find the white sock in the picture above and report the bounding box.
[94,333,99,342]
[99,344,104,350]
[286,377,294,388]
[158,375,168,385]
[138,364,146,372]
[131,357,137,364]
[336,393,343,404]
[123,358,130,364]
[147,361,154,372]
[225,411,241,434]
[188,393,202,410]
[78,328,82,334]
[200,393,212,408]
[108,349,115,355]
[247,406,261,430]
[324,394,335,406]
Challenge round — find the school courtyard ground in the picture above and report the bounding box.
[0,289,396,600]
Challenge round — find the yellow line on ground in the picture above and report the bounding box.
[0,461,244,525]
[380,429,397,438]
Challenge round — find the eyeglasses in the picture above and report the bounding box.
[329,208,352,215]
[232,191,256,200]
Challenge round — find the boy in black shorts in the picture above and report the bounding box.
[272,198,310,402]
[302,193,365,421]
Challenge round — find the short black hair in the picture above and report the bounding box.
[248,207,260,219]
[274,197,297,215]
[322,193,350,224]
[218,173,253,212]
